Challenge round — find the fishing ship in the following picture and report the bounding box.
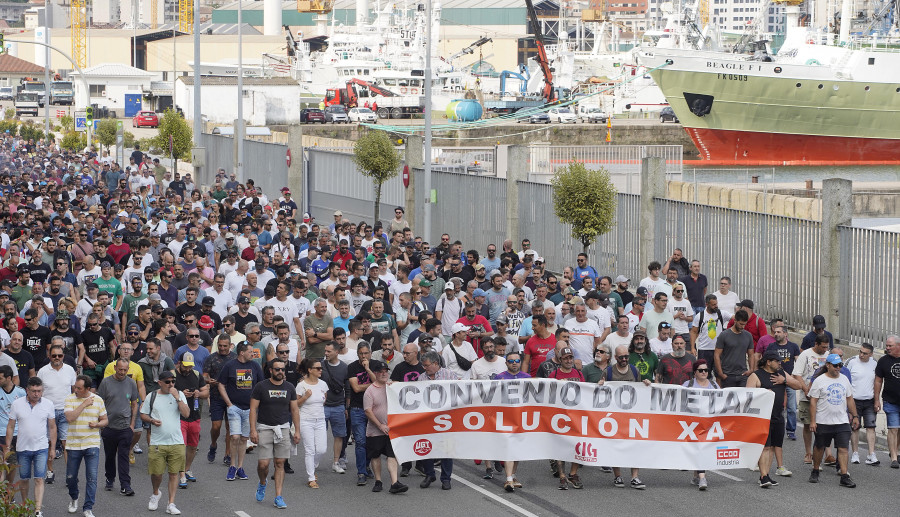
[638,1,900,164]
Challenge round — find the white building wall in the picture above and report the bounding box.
[176,81,303,125]
[92,0,121,25]
[74,77,154,110]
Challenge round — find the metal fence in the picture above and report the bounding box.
[838,226,900,345]
[306,149,405,225]
[518,182,643,282]
[199,133,288,198]
[431,147,496,176]
[653,199,822,331]
[413,168,508,252]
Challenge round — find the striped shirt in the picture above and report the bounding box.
[64,393,107,450]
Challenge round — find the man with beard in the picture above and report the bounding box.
[655,335,695,386]
[49,309,82,361]
[21,308,53,371]
[628,330,658,382]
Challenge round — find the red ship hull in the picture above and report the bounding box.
[687,127,900,164]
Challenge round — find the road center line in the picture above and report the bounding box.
[451,474,541,517]
[710,470,743,481]
[235,511,253,517]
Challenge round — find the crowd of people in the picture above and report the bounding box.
[0,138,898,516]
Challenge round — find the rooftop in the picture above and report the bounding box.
[0,54,47,75]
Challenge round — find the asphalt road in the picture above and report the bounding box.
[34,417,898,517]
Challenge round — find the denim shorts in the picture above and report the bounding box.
[17,448,49,480]
[226,405,251,437]
[324,405,348,438]
[883,401,900,429]
[55,409,70,441]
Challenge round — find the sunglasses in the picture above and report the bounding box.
[696,368,709,373]
[277,350,289,354]
[271,367,285,372]
[309,366,323,370]
[50,354,64,358]
[507,359,521,364]
[830,362,843,368]
[128,332,140,336]
[162,380,175,384]
[188,335,200,338]
[660,323,672,328]
[615,355,629,360]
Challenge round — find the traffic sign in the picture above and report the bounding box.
[75,116,87,132]
[402,165,409,188]
[286,149,292,167]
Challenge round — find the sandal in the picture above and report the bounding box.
[804,454,813,464]
[308,480,320,489]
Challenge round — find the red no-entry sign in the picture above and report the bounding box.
[402,165,409,188]
[286,149,292,167]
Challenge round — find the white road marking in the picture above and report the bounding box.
[451,474,541,517]
[710,470,743,481]
[235,511,253,517]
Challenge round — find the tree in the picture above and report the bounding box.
[59,115,74,132]
[352,129,401,223]
[95,118,118,153]
[551,162,618,254]
[60,131,86,151]
[151,108,192,160]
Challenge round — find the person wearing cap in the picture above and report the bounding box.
[801,314,834,351]
[140,369,191,514]
[441,322,478,380]
[793,333,832,465]
[173,316,212,376]
[218,341,265,482]
[747,350,804,488]
[808,353,859,487]
[173,350,208,489]
[875,335,900,469]
[547,345,585,489]
[363,358,409,494]
[198,298,223,334]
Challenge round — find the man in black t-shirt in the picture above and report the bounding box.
[265,343,300,386]
[250,359,299,507]
[20,308,52,371]
[391,343,425,383]
[49,311,82,361]
[875,335,900,468]
[80,314,117,386]
[175,353,208,487]
[5,331,34,387]
[347,343,374,485]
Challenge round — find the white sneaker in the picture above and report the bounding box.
[166,503,181,515]
[69,499,79,513]
[332,462,345,474]
[148,491,162,511]
[775,466,792,477]
[749,465,759,471]
[133,444,143,454]
[851,452,860,464]
[83,511,95,517]
[866,453,880,465]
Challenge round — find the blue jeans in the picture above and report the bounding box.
[66,447,100,511]
[17,448,48,480]
[785,387,797,434]
[226,405,251,437]
[423,458,453,482]
[55,409,70,442]
[349,408,368,476]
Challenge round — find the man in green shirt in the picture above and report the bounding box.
[210,182,227,202]
[94,261,124,312]
[303,299,334,361]
[628,330,659,382]
[10,266,33,311]
[121,276,148,326]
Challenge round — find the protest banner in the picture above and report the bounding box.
[387,379,774,470]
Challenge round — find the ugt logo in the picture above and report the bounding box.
[413,439,432,456]
[574,442,598,463]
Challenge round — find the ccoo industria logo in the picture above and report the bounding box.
[716,446,740,466]
[574,442,598,463]
[413,439,433,456]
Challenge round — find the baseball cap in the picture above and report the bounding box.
[826,353,842,365]
[560,347,574,358]
[473,288,486,298]
[159,370,176,380]
[202,296,215,306]
[450,322,471,334]
[569,296,584,305]
[473,263,485,270]
[496,314,509,325]
[56,309,69,318]
[368,360,388,372]
[762,350,780,362]
[127,322,142,332]
[423,264,436,272]
[333,210,342,217]
[198,315,215,329]
[633,329,647,338]
[614,275,629,284]
[443,283,455,291]
[237,296,250,304]
[419,279,431,288]
[148,293,162,301]
[636,286,649,296]
[225,233,235,239]
[181,352,195,366]
[813,314,826,330]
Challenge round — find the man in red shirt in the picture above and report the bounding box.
[727,299,768,349]
[107,232,131,264]
[331,240,353,271]
[523,315,556,377]
[456,302,492,357]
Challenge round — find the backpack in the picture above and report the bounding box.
[695,308,724,331]
[605,364,640,382]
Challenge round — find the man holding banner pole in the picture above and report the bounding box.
[417,351,458,490]
[496,350,529,493]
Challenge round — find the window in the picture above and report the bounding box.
[89,84,105,97]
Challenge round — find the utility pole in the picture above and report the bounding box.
[43,6,52,137]
[423,0,432,243]
[236,0,244,182]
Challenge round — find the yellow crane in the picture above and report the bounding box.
[151,0,158,29]
[179,0,193,33]
[581,0,606,22]
[699,0,709,26]
[71,0,87,68]
[297,0,334,13]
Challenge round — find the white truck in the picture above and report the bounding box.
[373,96,425,119]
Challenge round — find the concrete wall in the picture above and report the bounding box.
[176,82,302,125]
[666,180,824,220]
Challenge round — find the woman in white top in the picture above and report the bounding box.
[297,358,329,488]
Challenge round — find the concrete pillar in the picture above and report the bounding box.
[405,135,423,233]
[639,157,666,272]
[819,178,852,340]
[507,145,529,246]
[287,124,305,214]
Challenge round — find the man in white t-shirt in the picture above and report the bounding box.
[649,323,673,357]
[793,336,830,465]
[470,340,506,380]
[564,303,602,364]
[602,315,633,356]
[808,353,858,487]
[846,343,879,465]
[690,294,731,367]
[667,284,693,341]
[638,261,667,300]
[712,276,740,315]
[388,265,412,313]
